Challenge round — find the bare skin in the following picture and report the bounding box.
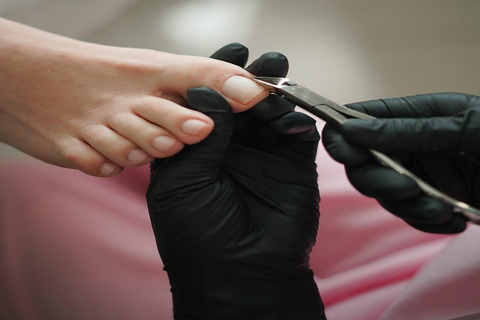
[0,18,267,177]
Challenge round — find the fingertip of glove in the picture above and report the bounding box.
[210,43,249,67]
[322,125,370,166]
[270,112,317,135]
[325,142,369,167]
[407,216,467,234]
[223,42,248,51]
[187,87,232,113]
[378,196,454,224]
[246,52,289,77]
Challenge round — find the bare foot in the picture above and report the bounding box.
[0,18,267,177]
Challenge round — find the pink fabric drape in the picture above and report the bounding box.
[1,146,479,319]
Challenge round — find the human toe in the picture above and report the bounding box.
[81,124,153,167]
[108,112,185,158]
[58,139,124,177]
[131,97,214,146]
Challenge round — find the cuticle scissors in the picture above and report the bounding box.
[253,76,480,225]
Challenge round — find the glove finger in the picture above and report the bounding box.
[340,115,470,155]
[322,124,370,166]
[149,87,233,191]
[268,112,316,136]
[378,196,453,224]
[209,42,249,67]
[345,93,477,118]
[233,110,320,160]
[346,163,422,199]
[406,153,475,203]
[405,216,468,234]
[267,112,319,160]
[244,52,293,121]
[246,52,289,77]
[245,94,295,122]
[378,195,468,233]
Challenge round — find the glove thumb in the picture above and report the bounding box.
[149,87,233,192]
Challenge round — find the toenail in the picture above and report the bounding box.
[181,119,207,135]
[221,75,265,104]
[127,148,149,163]
[153,136,176,151]
[99,162,115,176]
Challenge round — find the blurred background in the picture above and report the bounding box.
[1,1,480,319]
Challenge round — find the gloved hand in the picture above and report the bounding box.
[146,44,325,319]
[322,92,480,234]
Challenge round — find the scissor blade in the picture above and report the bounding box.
[254,77,292,90]
[254,77,321,106]
[253,77,374,124]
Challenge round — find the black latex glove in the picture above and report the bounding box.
[322,92,480,234]
[146,43,325,319]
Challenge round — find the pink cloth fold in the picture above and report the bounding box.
[1,152,479,319]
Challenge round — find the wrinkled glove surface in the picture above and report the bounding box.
[322,93,480,234]
[146,43,325,319]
